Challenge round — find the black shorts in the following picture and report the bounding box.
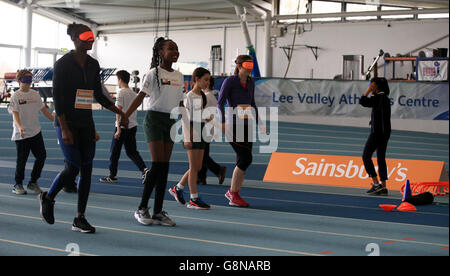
[183,121,206,150]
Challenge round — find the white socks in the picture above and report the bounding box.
[176,183,184,190]
[175,183,198,200]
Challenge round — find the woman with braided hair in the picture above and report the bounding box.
[122,37,183,226]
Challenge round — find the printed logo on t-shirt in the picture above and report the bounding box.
[18,99,38,105]
[161,78,171,86]
[237,104,253,119]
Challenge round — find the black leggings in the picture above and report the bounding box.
[48,126,95,214]
[362,132,390,181]
[49,161,92,214]
[139,162,169,214]
[230,142,253,172]
[230,124,253,172]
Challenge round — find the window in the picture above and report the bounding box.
[279,0,308,23]
[32,13,59,49]
[0,1,24,46]
[58,23,72,50]
[280,0,308,15]
[0,47,23,77]
[346,3,378,21]
[381,6,413,19]
[34,52,55,67]
[418,9,449,19]
[311,1,342,22]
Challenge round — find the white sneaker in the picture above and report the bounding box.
[12,184,27,195]
[134,208,153,225]
[27,182,43,194]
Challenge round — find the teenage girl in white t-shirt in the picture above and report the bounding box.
[168,67,212,210]
[122,37,183,226]
[198,77,226,185]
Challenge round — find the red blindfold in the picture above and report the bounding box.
[79,31,95,42]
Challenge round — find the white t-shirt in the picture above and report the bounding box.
[184,90,205,123]
[8,89,45,141]
[140,66,184,113]
[205,90,218,108]
[116,87,138,129]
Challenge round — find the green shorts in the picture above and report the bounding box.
[143,110,176,143]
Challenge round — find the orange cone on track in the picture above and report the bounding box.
[397,202,417,212]
[379,204,397,212]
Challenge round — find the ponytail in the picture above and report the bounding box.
[200,90,207,109]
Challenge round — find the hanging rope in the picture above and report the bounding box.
[154,0,170,40]
[165,0,170,39]
[283,0,302,78]
[154,0,161,41]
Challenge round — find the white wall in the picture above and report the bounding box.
[275,19,449,80]
[97,18,449,81]
[96,25,266,83]
[95,19,449,134]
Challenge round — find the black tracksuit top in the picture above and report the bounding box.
[359,92,391,135]
[52,51,113,129]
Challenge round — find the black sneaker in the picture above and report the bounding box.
[218,166,227,185]
[367,184,384,195]
[168,186,186,205]
[38,192,55,225]
[187,197,211,210]
[376,187,389,196]
[72,216,96,233]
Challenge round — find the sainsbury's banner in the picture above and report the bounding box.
[254,79,449,120]
[263,152,448,191]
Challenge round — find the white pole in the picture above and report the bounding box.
[222,26,227,75]
[91,26,98,59]
[264,11,272,77]
[25,1,33,67]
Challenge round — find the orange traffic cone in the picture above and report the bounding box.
[397,202,416,212]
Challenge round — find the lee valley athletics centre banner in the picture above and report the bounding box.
[254,79,449,120]
[253,79,448,190]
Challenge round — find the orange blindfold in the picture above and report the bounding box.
[241,61,254,70]
[79,31,95,42]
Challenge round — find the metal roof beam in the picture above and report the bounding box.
[97,18,251,32]
[226,0,268,19]
[33,6,95,27]
[249,0,272,11]
[36,2,242,20]
[274,7,448,20]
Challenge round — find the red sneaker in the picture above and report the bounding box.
[225,189,232,202]
[226,190,249,207]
